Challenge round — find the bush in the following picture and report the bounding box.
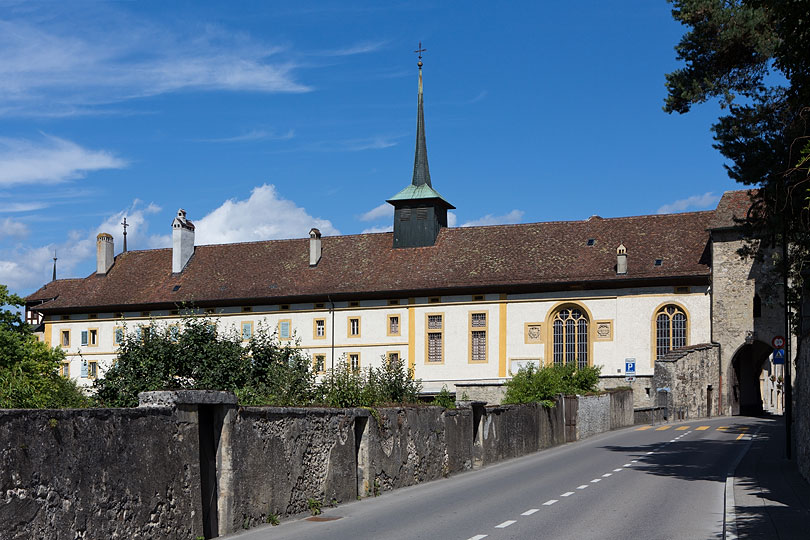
[316,355,422,408]
[503,363,602,406]
[431,385,456,409]
[94,316,313,407]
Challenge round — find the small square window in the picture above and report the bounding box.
[654,259,663,267]
[87,313,97,320]
[172,285,181,292]
[280,304,290,310]
[388,315,400,336]
[429,297,440,304]
[388,299,399,306]
[170,310,179,316]
[314,303,325,309]
[61,315,70,321]
[241,321,253,341]
[387,352,399,365]
[586,238,596,246]
[114,312,123,318]
[141,311,150,317]
[473,295,484,301]
[349,301,359,307]
[242,306,252,312]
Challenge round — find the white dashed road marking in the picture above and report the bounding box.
[577,485,588,490]
[561,492,574,497]
[468,535,488,540]
[521,509,539,516]
[624,463,633,467]
[543,499,558,506]
[613,468,623,472]
[495,520,516,529]
[602,473,612,477]
[590,479,601,483]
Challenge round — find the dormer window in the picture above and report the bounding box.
[586,238,595,246]
[654,259,663,267]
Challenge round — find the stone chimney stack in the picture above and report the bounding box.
[616,243,627,275]
[309,228,322,267]
[172,209,195,273]
[96,233,114,275]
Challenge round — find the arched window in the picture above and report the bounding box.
[552,307,589,369]
[655,305,687,359]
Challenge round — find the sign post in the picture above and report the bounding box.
[625,358,636,383]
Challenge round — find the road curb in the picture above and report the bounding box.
[723,427,759,539]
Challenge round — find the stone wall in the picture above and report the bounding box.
[796,333,810,484]
[598,375,654,410]
[0,389,633,539]
[454,382,507,405]
[655,343,720,420]
[0,407,203,540]
[225,407,358,531]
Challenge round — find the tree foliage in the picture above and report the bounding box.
[0,284,89,409]
[315,356,422,408]
[94,318,315,407]
[503,363,602,407]
[665,0,810,313]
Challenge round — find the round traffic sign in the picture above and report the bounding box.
[772,336,785,348]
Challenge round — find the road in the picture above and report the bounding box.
[225,416,767,540]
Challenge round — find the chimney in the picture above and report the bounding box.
[172,208,195,273]
[309,228,322,266]
[616,243,627,275]
[96,233,114,275]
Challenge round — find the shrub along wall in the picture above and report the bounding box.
[0,389,633,539]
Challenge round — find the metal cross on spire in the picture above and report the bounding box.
[414,41,426,68]
[52,251,57,281]
[121,217,129,252]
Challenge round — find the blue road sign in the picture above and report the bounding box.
[773,349,785,365]
[625,359,636,375]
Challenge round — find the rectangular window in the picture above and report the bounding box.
[470,312,487,363]
[168,325,180,341]
[86,328,98,347]
[88,361,98,379]
[348,317,360,337]
[279,319,291,340]
[388,315,400,336]
[114,326,124,346]
[349,353,360,372]
[314,318,326,339]
[426,314,443,363]
[60,362,70,377]
[387,351,400,365]
[61,330,70,347]
[81,330,88,346]
[241,321,253,341]
[314,354,326,374]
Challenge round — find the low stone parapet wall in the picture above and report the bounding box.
[0,389,633,539]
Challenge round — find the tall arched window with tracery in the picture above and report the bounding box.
[552,306,589,369]
[655,305,687,359]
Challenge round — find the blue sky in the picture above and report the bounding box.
[0,0,737,296]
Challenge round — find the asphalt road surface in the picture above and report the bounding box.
[226,416,764,540]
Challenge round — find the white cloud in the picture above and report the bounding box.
[0,201,50,213]
[0,200,162,293]
[460,209,524,227]
[318,40,387,57]
[0,218,29,239]
[198,129,295,143]
[361,225,393,234]
[0,135,126,186]
[656,192,721,214]
[192,184,339,245]
[448,212,457,227]
[0,17,311,115]
[359,203,393,222]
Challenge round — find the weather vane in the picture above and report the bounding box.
[414,41,426,68]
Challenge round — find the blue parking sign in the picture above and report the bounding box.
[625,359,636,375]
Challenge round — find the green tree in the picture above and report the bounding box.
[0,284,89,408]
[503,363,602,407]
[93,316,315,407]
[664,0,810,309]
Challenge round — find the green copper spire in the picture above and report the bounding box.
[412,45,431,188]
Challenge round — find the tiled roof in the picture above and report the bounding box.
[26,211,713,313]
[708,189,759,230]
[25,278,85,303]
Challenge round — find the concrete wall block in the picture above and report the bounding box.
[226,407,356,532]
[480,404,542,464]
[0,408,202,540]
[608,389,634,429]
[575,394,611,440]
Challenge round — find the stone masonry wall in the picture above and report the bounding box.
[0,408,203,540]
[712,233,784,415]
[225,407,358,533]
[796,334,810,484]
[1,389,633,539]
[655,343,720,420]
